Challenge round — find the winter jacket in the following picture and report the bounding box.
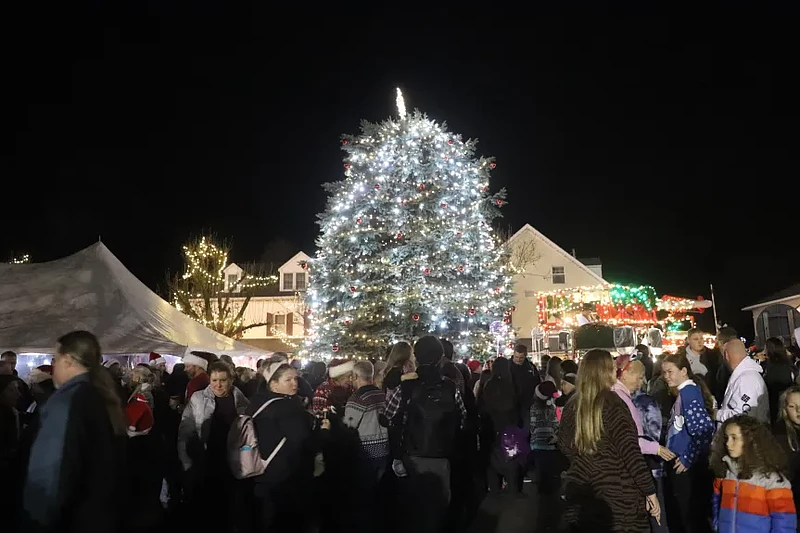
[612,381,659,456]
[666,380,714,469]
[529,399,558,451]
[344,384,389,458]
[509,359,540,413]
[717,357,770,424]
[177,386,249,471]
[764,362,796,427]
[21,373,124,533]
[246,390,319,497]
[632,389,664,477]
[712,456,796,533]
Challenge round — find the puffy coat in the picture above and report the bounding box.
[177,386,248,471]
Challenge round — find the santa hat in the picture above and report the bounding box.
[183,353,208,371]
[466,360,481,372]
[27,365,53,386]
[102,359,120,369]
[149,352,166,366]
[125,393,154,437]
[328,359,354,379]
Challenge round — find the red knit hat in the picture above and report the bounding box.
[125,393,154,437]
[149,352,166,366]
[467,360,481,372]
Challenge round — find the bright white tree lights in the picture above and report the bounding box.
[303,91,516,360]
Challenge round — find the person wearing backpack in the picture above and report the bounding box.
[385,336,467,533]
[246,361,329,532]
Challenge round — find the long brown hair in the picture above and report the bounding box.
[383,341,414,381]
[662,352,715,415]
[574,349,617,455]
[57,331,126,436]
[710,415,787,479]
[779,385,800,452]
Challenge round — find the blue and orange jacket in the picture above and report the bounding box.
[712,456,797,533]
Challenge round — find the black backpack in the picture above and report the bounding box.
[403,378,459,458]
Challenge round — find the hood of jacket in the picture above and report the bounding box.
[732,357,764,380]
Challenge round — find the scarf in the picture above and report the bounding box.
[685,347,708,377]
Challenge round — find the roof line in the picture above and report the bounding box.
[508,224,607,284]
[741,293,800,311]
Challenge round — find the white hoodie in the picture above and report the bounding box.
[716,357,769,424]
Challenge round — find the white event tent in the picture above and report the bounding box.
[0,242,270,360]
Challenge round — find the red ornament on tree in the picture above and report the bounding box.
[511,305,516,312]
[343,163,351,170]
[374,184,381,190]
[490,162,497,169]
[494,287,501,294]
[349,286,357,293]
[356,217,362,224]
[447,139,454,145]
[496,199,503,206]
[457,265,464,272]
[440,203,447,209]
[332,344,339,353]
[344,320,351,326]
[412,313,420,322]
[341,139,349,145]
[504,317,511,324]
[483,186,489,193]
[418,183,425,190]
[468,308,476,316]
[423,268,431,275]
[396,233,403,239]
[444,156,449,161]
[455,231,462,237]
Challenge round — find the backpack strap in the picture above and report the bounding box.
[252,397,283,419]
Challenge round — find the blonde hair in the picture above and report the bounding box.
[625,360,646,379]
[779,386,800,452]
[574,350,616,455]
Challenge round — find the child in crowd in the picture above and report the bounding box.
[774,385,800,518]
[711,415,797,533]
[530,380,563,532]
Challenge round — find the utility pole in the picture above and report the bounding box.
[710,283,720,335]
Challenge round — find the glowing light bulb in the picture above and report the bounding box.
[396,88,407,119]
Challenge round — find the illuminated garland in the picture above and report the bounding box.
[172,236,278,337]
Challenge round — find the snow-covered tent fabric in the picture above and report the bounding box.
[0,242,269,358]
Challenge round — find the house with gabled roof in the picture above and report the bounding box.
[221,251,311,353]
[507,224,607,348]
[742,283,800,348]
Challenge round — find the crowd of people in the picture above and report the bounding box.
[2,327,800,533]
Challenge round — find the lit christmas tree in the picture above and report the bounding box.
[305,90,516,360]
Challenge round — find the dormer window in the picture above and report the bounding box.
[295,273,306,291]
[282,273,293,291]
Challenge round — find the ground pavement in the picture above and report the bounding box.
[468,482,539,533]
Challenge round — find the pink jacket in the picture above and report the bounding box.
[612,381,660,456]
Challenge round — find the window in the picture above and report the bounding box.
[551,266,565,284]
[273,313,286,333]
[273,314,286,325]
[282,273,293,291]
[295,272,306,291]
[227,274,238,291]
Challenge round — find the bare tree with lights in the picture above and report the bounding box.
[304,89,517,360]
[169,235,277,338]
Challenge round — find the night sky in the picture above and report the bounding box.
[3,7,798,339]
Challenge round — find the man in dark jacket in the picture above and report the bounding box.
[509,344,540,430]
[21,332,125,533]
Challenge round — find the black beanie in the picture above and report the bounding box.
[414,336,443,366]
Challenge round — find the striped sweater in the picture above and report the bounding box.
[344,385,389,459]
[713,456,797,533]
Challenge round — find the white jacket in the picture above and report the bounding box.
[716,357,769,424]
